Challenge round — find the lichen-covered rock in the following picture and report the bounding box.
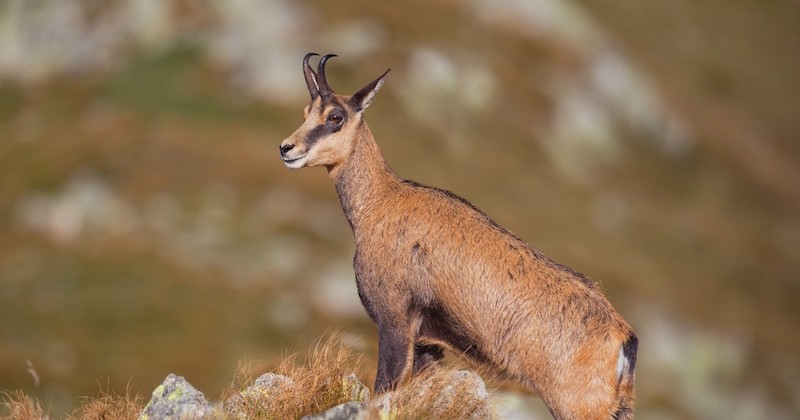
[222,373,293,417]
[140,369,493,419]
[254,372,294,389]
[341,374,370,403]
[440,370,490,400]
[369,391,393,415]
[301,401,365,420]
[297,375,370,420]
[138,374,214,420]
[372,370,493,419]
[423,370,492,419]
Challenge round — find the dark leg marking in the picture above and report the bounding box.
[375,323,412,394]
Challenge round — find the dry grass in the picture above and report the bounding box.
[66,386,143,420]
[1,391,51,420]
[2,386,142,420]
[222,335,497,419]
[2,336,497,419]
[386,367,495,420]
[219,357,266,404]
[224,333,367,419]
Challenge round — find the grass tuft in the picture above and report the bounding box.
[66,385,143,420]
[389,368,494,419]
[2,336,498,419]
[1,390,51,420]
[220,358,260,403]
[225,333,366,419]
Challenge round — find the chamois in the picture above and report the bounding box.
[279,53,638,420]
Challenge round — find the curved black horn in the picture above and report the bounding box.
[316,54,338,98]
[303,52,320,100]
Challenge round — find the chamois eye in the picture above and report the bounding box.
[328,113,343,124]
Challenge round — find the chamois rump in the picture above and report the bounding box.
[279,53,638,420]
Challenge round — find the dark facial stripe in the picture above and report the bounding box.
[305,124,331,148]
[304,103,347,148]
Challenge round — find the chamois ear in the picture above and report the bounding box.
[349,68,390,112]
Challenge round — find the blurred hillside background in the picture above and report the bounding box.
[1,0,799,418]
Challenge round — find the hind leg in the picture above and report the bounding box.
[546,401,616,420]
[541,364,619,419]
[412,342,445,375]
[541,385,617,420]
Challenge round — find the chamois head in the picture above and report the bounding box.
[279,53,390,169]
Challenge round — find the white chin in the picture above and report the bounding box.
[283,156,307,169]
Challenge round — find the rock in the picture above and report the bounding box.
[443,370,490,401]
[139,369,493,419]
[372,370,493,419]
[341,374,370,403]
[421,370,492,419]
[254,372,294,389]
[223,373,294,417]
[139,374,214,420]
[297,374,370,420]
[369,392,393,414]
[301,401,365,420]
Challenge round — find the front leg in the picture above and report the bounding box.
[374,321,412,394]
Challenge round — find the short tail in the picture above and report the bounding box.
[613,333,638,420]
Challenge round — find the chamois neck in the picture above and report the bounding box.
[328,121,399,231]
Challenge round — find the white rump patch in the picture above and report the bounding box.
[616,346,629,381]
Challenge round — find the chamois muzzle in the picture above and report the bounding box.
[279,139,306,169]
[279,143,294,156]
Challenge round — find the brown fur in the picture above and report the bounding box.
[280,54,637,419]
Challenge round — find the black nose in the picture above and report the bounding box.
[279,144,294,156]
